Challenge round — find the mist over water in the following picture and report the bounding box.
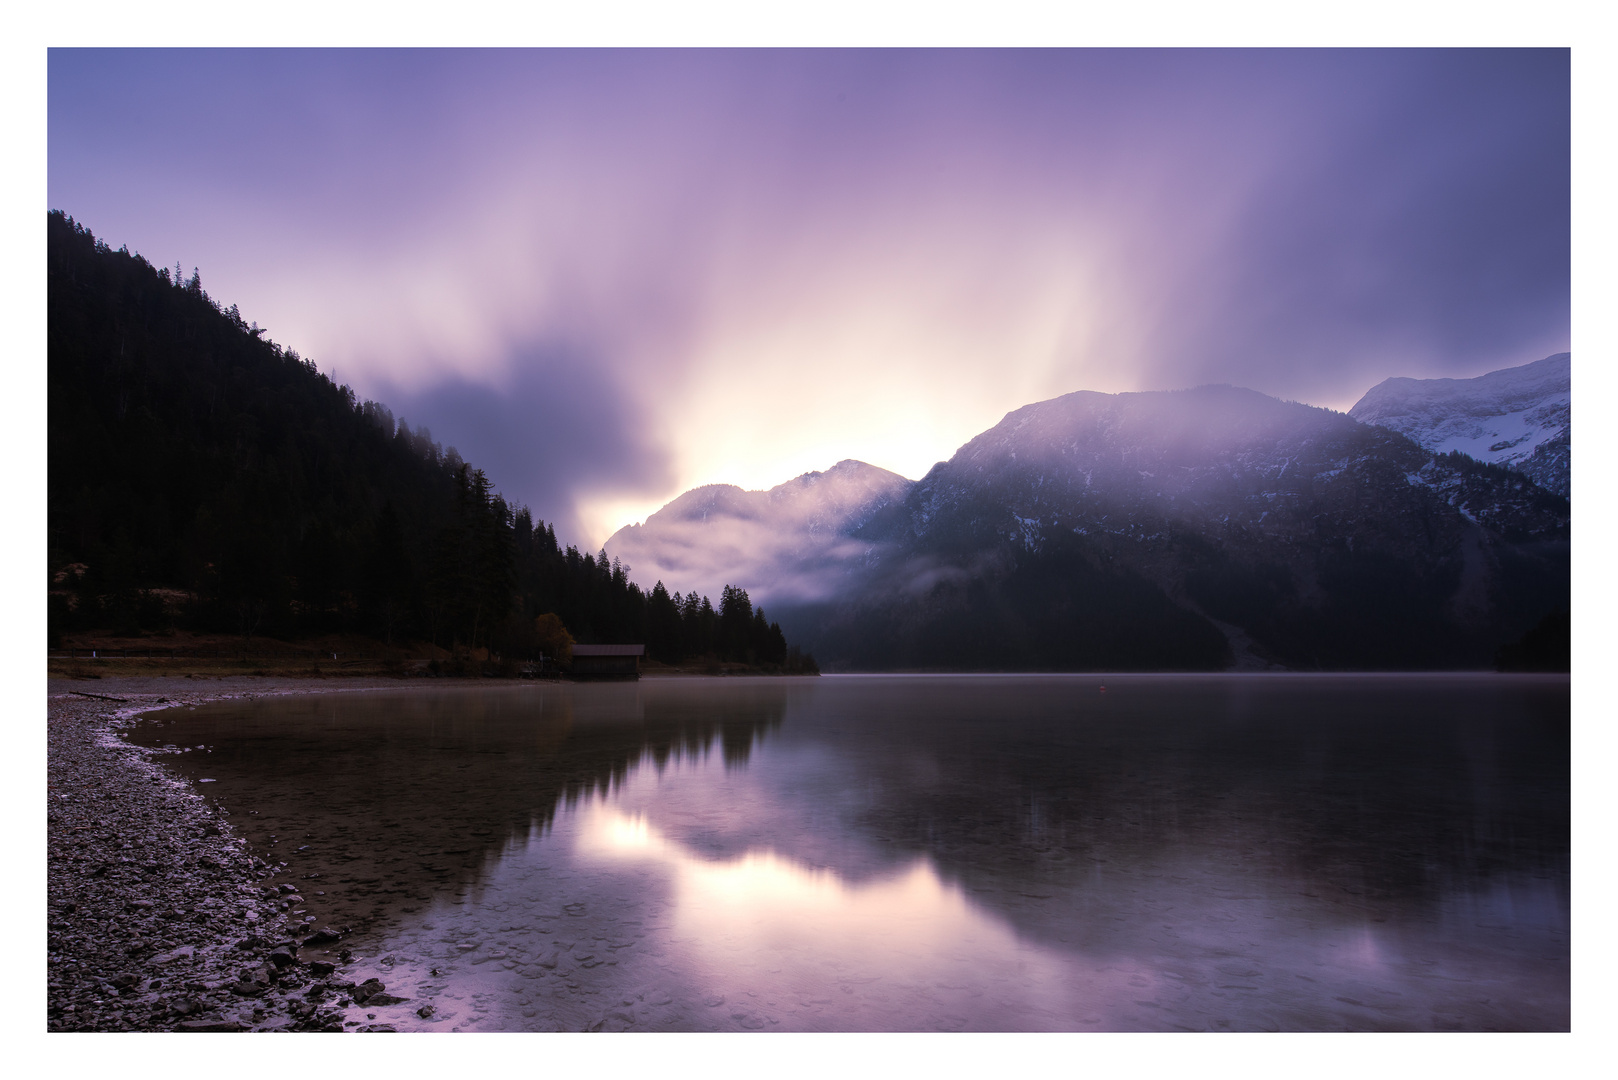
[133,675,1568,1031]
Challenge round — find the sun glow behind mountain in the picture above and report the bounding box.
[48,49,1569,548]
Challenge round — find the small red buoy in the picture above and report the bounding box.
[1099,685,1107,693]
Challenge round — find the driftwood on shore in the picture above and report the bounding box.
[68,690,130,703]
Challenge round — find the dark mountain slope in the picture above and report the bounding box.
[48,211,797,664]
[784,386,1567,670]
[50,213,463,640]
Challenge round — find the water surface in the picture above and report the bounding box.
[132,674,1569,1031]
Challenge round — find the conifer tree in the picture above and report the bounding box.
[45,212,820,670]
[647,581,682,661]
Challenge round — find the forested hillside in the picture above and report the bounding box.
[47,212,810,670]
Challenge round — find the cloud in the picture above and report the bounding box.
[1124,50,1570,405]
[604,460,913,606]
[379,343,675,545]
[48,49,1569,544]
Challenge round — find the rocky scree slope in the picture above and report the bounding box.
[1349,352,1569,497]
[788,386,1568,671]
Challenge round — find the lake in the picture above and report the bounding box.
[130,674,1569,1032]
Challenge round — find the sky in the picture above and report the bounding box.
[47,48,1570,548]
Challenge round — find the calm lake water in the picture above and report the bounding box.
[131,674,1569,1032]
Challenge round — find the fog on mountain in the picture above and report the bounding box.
[614,382,1569,673]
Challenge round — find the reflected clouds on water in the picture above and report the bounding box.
[133,674,1568,1031]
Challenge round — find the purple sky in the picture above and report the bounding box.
[48,49,1569,546]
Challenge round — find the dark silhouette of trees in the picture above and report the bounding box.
[715,584,790,666]
[1495,611,1570,672]
[361,502,413,644]
[681,592,717,658]
[719,585,753,659]
[47,211,817,672]
[646,582,683,660]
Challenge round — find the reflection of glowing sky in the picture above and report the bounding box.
[338,729,1567,1032]
[576,804,1098,1025]
[587,807,982,948]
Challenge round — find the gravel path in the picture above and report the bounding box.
[46,678,412,1032]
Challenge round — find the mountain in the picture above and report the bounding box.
[604,385,1567,671]
[769,386,1568,671]
[604,459,913,608]
[48,210,798,665]
[1349,353,1570,497]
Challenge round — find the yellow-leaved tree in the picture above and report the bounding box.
[533,613,574,664]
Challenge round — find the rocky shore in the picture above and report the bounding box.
[46,679,409,1032]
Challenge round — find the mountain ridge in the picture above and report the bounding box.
[804,383,1565,670]
[613,372,1568,671]
[1349,352,1569,496]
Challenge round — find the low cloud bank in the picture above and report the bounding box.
[605,460,913,608]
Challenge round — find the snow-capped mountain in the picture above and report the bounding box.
[789,385,1568,671]
[603,459,913,608]
[609,384,1567,671]
[1349,353,1569,497]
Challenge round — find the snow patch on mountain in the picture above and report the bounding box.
[808,383,1567,671]
[1349,353,1569,495]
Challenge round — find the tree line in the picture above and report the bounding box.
[46,211,815,672]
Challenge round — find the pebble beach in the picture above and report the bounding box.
[46,677,408,1032]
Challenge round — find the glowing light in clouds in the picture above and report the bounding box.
[48,50,1569,547]
[581,236,1124,541]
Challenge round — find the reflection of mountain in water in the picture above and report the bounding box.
[605,676,1566,957]
[807,677,1568,952]
[131,683,790,936]
[131,676,1567,982]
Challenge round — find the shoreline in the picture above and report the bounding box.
[46,670,1567,1032]
[46,677,411,1032]
[44,671,794,1033]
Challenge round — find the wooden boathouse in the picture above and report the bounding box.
[568,644,644,680]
